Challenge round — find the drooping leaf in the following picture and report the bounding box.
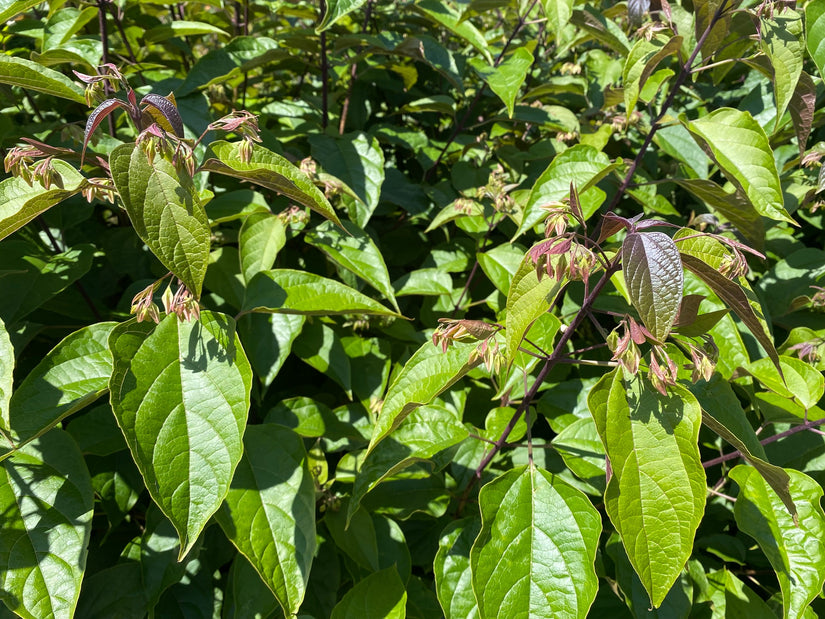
[108,312,252,559]
[623,35,682,116]
[348,405,468,523]
[505,252,564,361]
[0,430,93,619]
[110,143,210,298]
[139,93,184,138]
[143,20,230,43]
[243,268,399,317]
[0,0,45,23]
[589,370,706,607]
[416,0,493,63]
[305,220,399,310]
[0,160,87,242]
[517,145,612,238]
[747,356,824,411]
[4,322,116,454]
[0,55,86,103]
[683,108,794,224]
[788,71,816,160]
[317,0,369,32]
[201,141,342,228]
[570,8,631,54]
[473,46,534,117]
[309,132,385,227]
[330,566,407,619]
[622,231,683,341]
[238,312,304,389]
[730,466,825,619]
[807,0,825,81]
[435,517,481,619]
[222,554,280,619]
[368,340,481,455]
[470,464,601,618]
[216,424,316,616]
[82,98,131,164]
[759,8,803,132]
[681,254,781,372]
[238,212,286,285]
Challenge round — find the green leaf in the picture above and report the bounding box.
[222,554,280,619]
[4,322,116,453]
[110,143,210,298]
[623,35,682,116]
[243,269,399,316]
[470,464,601,618]
[108,312,252,559]
[473,47,534,118]
[392,268,452,297]
[760,9,803,132]
[216,424,316,617]
[681,254,781,373]
[622,231,683,341]
[570,8,631,54]
[477,242,525,295]
[694,0,731,61]
[293,320,352,399]
[517,145,612,238]
[747,355,824,411]
[0,160,87,242]
[309,132,385,227]
[0,430,93,619]
[238,313,305,389]
[144,20,230,43]
[239,212,286,285]
[683,108,794,224]
[589,370,705,607]
[543,0,573,41]
[0,56,86,104]
[202,141,341,228]
[317,0,369,32]
[416,0,493,63]
[330,566,407,619]
[0,0,46,23]
[0,318,12,440]
[435,517,481,619]
[348,404,468,523]
[305,220,399,311]
[730,466,825,619]
[505,252,564,361]
[368,340,481,455]
[807,0,825,81]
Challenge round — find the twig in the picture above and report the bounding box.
[319,0,329,130]
[339,0,373,134]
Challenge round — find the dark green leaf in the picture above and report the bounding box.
[0,56,85,103]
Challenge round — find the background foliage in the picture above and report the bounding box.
[2,0,825,617]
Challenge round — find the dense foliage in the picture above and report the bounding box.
[2,0,825,617]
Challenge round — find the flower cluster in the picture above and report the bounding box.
[136,123,196,176]
[432,318,504,373]
[206,110,261,163]
[130,279,200,323]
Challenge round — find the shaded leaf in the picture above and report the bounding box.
[788,71,816,160]
[108,312,252,559]
[330,566,407,619]
[238,312,305,389]
[216,424,316,616]
[730,466,825,619]
[317,0,369,32]
[470,464,601,618]
[623,35,682,116]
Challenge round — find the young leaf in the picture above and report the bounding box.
[216,424,316,617]
[108,312,252,559]
[305,220,399,311]
[367,340,482,455]
[0,160,87,241]
[82,98,131,164]
[4,322,117,454]
[0,430,93,619]
[623,35,682,116]
[474,46,534,118]
[243,269,400,317]
[348,404,468,524]
[683,108,794,225]
[139,93,185,138]
[110,143,210,298]
[730,466,825,619]
[622,231,683,342]
[681,254,781,373]
[0,56,86,104]
[201,141,342,228]
[469,464,601,618]
[788,71,816,160]
[238,212,286,284]
[505,252,564,361]
[435,517,481,619]
[759,8,803,132]
[329,566,407,619]
[589,370,706,608]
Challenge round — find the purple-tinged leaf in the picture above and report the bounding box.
[82,98,129,166]
[681,253,781,374]
[622,231,683,342]
[140,93,184,138]
[789,71,816,160]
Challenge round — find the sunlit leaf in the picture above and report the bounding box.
[759,8,803,132]
[435,517,481,619]
[0,55,85,103]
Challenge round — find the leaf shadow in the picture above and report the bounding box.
[626,385,684,434]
